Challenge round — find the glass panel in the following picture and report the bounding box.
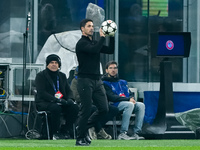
[118,0,183,82]
[37,0,102,56]
[0,0,27,63]
[13,67,40,96]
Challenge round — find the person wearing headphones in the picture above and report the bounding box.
[35,54,79,140]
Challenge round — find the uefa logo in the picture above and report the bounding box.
[166,40,174,50]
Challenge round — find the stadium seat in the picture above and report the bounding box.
[25,90,51,140]
[106,111,136,139]
[26,90,77,140]
[32,90,51,140]
[106,88,138,139]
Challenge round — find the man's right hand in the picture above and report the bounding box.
[57,98,75,105]
[99,28,106,37]
[129,97,136,104]
[57,98,68,105]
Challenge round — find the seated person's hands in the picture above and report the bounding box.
[129,97,136,104]
[57,98,67,105]
[66,98,75,105]
[57,98,74,105]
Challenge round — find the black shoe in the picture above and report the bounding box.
[76,138,90,146]
[85,135,91,144]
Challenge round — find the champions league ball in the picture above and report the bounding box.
[101,20,117,36]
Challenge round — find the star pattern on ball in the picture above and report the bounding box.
[101,20,117,36]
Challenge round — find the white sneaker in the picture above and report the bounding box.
[132,133,145,140]
[88,127,97,140]
[118,132,136,140]
[97,128,112,139]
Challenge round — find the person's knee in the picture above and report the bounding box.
[128,102,135,110]
[137,102,145,110]
[119,102,134,112]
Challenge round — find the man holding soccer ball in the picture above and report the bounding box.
[75,18,115,146]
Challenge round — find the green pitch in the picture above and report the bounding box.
[0,139,200,150]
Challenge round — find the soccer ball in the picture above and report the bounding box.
[101,20,117,36]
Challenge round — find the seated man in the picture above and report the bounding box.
[102,61,145,140]
[35,54,79,139]
[71,67,119,140]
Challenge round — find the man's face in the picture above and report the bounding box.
[106,64,118,77]
[47,61,59,72]
[81,21,94,37]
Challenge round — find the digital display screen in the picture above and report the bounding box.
[151,32,191,58]
[157,35,184,56]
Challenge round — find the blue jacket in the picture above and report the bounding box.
[102,75,132,107]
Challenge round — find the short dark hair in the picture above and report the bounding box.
[80,18,93,31]
[105,61,118,69]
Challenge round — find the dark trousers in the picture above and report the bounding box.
[39,102,79,135]
[76,78,109,139]
[91,105,119,133]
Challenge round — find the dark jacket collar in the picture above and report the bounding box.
[82,35,93,41]
[102,73,119,82]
